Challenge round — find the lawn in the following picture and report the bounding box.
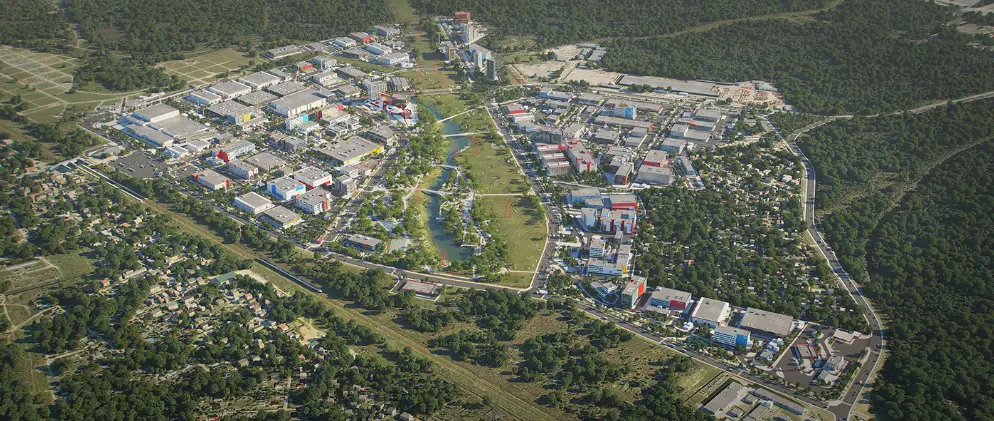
[47,251,95,280]
[457,137,530,194]
[475,195,546,272]
[158,48,255,85]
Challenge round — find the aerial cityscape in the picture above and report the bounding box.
[0,0,992,420]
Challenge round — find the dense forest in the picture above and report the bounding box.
[866,144,994,420]
[794,99,994,419]
[603,0,994,114]
[410,0,832,48]
[0,0,68,50]
[64,0,392,56]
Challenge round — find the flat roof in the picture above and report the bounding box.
[317,137,380,163]
[235,192,272,208]
[270,89,325,112]
[617,75,718,96]
[715,325,750,337]
[129,125,173,145]
[186,90,221,103]
[739,308,793,336]
[267,81,307,97]
[693,298,730,322]
[134,103,178,121]
[196,169,229,185]
[239,71,281,87]
[207,100,252,117]
[243,152,286,171]
[703,382,745,414]
[262,206,299,224]
[593,115,652,129]
[210,80,251,97]
[294,166,331,182]
[155,116,209,139]
[269,175,304,191]
[297,187,329,204]
[237,90,277,106]
[402,280,440,296]
[650,287,691,304]
[346,234,381,247]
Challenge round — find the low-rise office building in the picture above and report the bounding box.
[691,298,731,328]
[185,90,222,106]
[193,169,231,191]
[226,160,258,179]
[649,287,692,311]
[267,176,307,201]
[216,140,256,162]
[344,234,381,252]
[234,192,275,215]
[620,276,646,309]
[294,188,331,214]
[636,165,673,186]
[261,206,302,230]
[714,326,751,348]
[293,166,333,189]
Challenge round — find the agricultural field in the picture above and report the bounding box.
[476,195,547,273]
[158,48,256,85]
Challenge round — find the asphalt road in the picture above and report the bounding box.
[768,117,886,420]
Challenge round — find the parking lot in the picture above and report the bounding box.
[776,324,870,391]
[109,152,168,179]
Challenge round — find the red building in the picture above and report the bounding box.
[454,10,471,24]
[606,194,638,210]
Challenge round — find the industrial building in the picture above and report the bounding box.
[691,298,731,328]
[127,125,174,148]
[238,72,282,91]
[234,192,275,215]
[132,104,179,124]
[317,138,382,166]
[331,37,357,48]
[311,71,342,87]
[268,89,327,118]
[363,79,387,100]
[364,42,392,56]
[593,115,652,130]
[185,90,222,106]
[660,139,687,153]
[701,382,746,417]
[207,100,257,125]
[267,81,307,97]
[263,45,302,59]
[209,81,252,99]
[738,308,794,337]
[236,90,278,107]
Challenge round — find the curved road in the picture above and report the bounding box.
[766,117,885,421]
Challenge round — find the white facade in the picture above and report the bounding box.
[691,298,731,328]
[234,192,275,215]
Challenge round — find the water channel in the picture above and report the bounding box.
[421,104,473,263]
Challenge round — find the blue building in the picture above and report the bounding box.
[713,325,751,348]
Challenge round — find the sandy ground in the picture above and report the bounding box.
[511,61,569,79]
[561,68,624,85]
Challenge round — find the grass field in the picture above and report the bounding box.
[159,48,255,85]
[475,195,546,272]
[458,137,530,194]
[0,45,137,124]
[46,252,95,281]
